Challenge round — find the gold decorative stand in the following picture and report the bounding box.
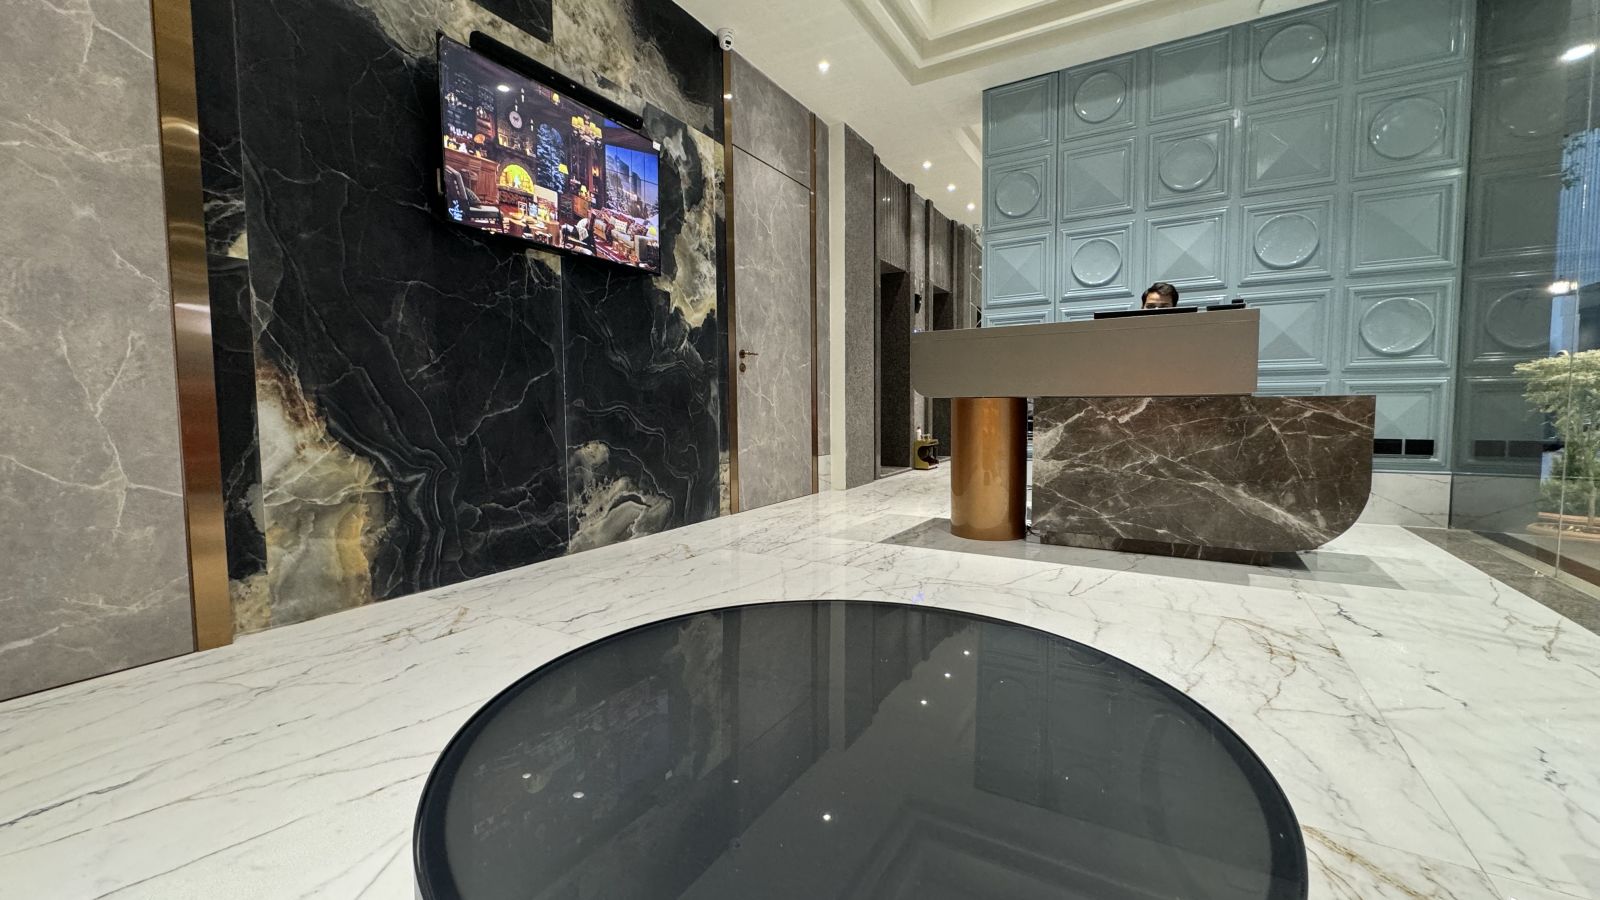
[950,397,1027,541]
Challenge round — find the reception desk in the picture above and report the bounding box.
[911,310,1375,562]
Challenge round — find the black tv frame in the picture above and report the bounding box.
[434,32,662,274]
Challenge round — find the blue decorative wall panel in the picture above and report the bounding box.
[985,0,1474,471]
[1060,138,1135,220]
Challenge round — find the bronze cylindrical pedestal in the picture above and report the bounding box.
[950,397,1027,541]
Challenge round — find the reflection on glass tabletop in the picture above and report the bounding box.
[415,600,1307,900]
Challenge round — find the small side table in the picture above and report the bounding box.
[913,436,940,470]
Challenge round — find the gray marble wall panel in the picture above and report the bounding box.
[957,225,983,327]
[844,126,878,488]
[731,53,812,186]
[733,148,814,509]
[0,0,194,699]
[909,195,929,437]
[816,122,832,456]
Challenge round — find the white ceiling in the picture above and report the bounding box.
[677,0,1318,225]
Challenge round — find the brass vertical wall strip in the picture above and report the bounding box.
[149,0,234,649]
[721,51,741,513]
[809,113,820,495]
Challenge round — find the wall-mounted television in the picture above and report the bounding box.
[437,35,662,273]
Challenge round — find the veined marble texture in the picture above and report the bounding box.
[730,53,812,186]
[1359,471,1453,527]
[1034,395,1376,561]
[2,466,1597,898]
[194,0,728,627]
[237,0,575,610]
[815,122,831,458]
[732,147,814,510]
[0,0,194,698]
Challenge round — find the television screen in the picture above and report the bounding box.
[438,36,662,273]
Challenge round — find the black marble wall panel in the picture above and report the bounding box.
[192,0,269,616]
[471,0,553,40]
[879,271,912,470]
[206,255,268,619]
[191,0,244,257]
[564,248,723,551]
[194,0,726,629]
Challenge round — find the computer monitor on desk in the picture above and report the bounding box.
[1092,299,1246,321]
[1092,305,1199,321]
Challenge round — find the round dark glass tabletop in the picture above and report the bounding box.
[415,601,1307,900]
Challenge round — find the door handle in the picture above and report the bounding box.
[738,349,759,359]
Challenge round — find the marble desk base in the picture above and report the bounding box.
[1033,395,1376,563]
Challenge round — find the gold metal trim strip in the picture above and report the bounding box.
[150,0,234,649]
[721,51,741,514]
[809,113,820,495]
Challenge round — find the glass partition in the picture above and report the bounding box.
[1452,0,1600,582]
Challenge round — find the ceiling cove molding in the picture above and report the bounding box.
[844,0,1281,84]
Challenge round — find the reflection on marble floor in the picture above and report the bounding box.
[1,467,1597,899]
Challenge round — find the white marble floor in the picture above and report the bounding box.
[2,468,1597,899]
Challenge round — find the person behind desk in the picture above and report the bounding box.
[1141,282,1179,309]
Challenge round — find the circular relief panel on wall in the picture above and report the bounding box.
[1260,22,1329,83]
[1074,70,1128,123]
[1492,72,1565,139]
[1253,213,1320,270]
[1360,296,1435,356]
[1158,138,1219,193]
[1369,97,1448,160]
[1071,238,1123,287]
[994,170,1043,219]
[1484,288,1549,351]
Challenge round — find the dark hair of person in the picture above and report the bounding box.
[1143,282,1180,305]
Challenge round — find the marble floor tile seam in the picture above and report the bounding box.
[1311,573,1600,895]
[0,610,579,828]
[1169,622,1482,866]
[713,525,1556,642]
[0,627,586,895]
[1379,708,1600,898]
[1244,610,1500,879]
[0,594,559,720]
[1492,876,1598,900]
